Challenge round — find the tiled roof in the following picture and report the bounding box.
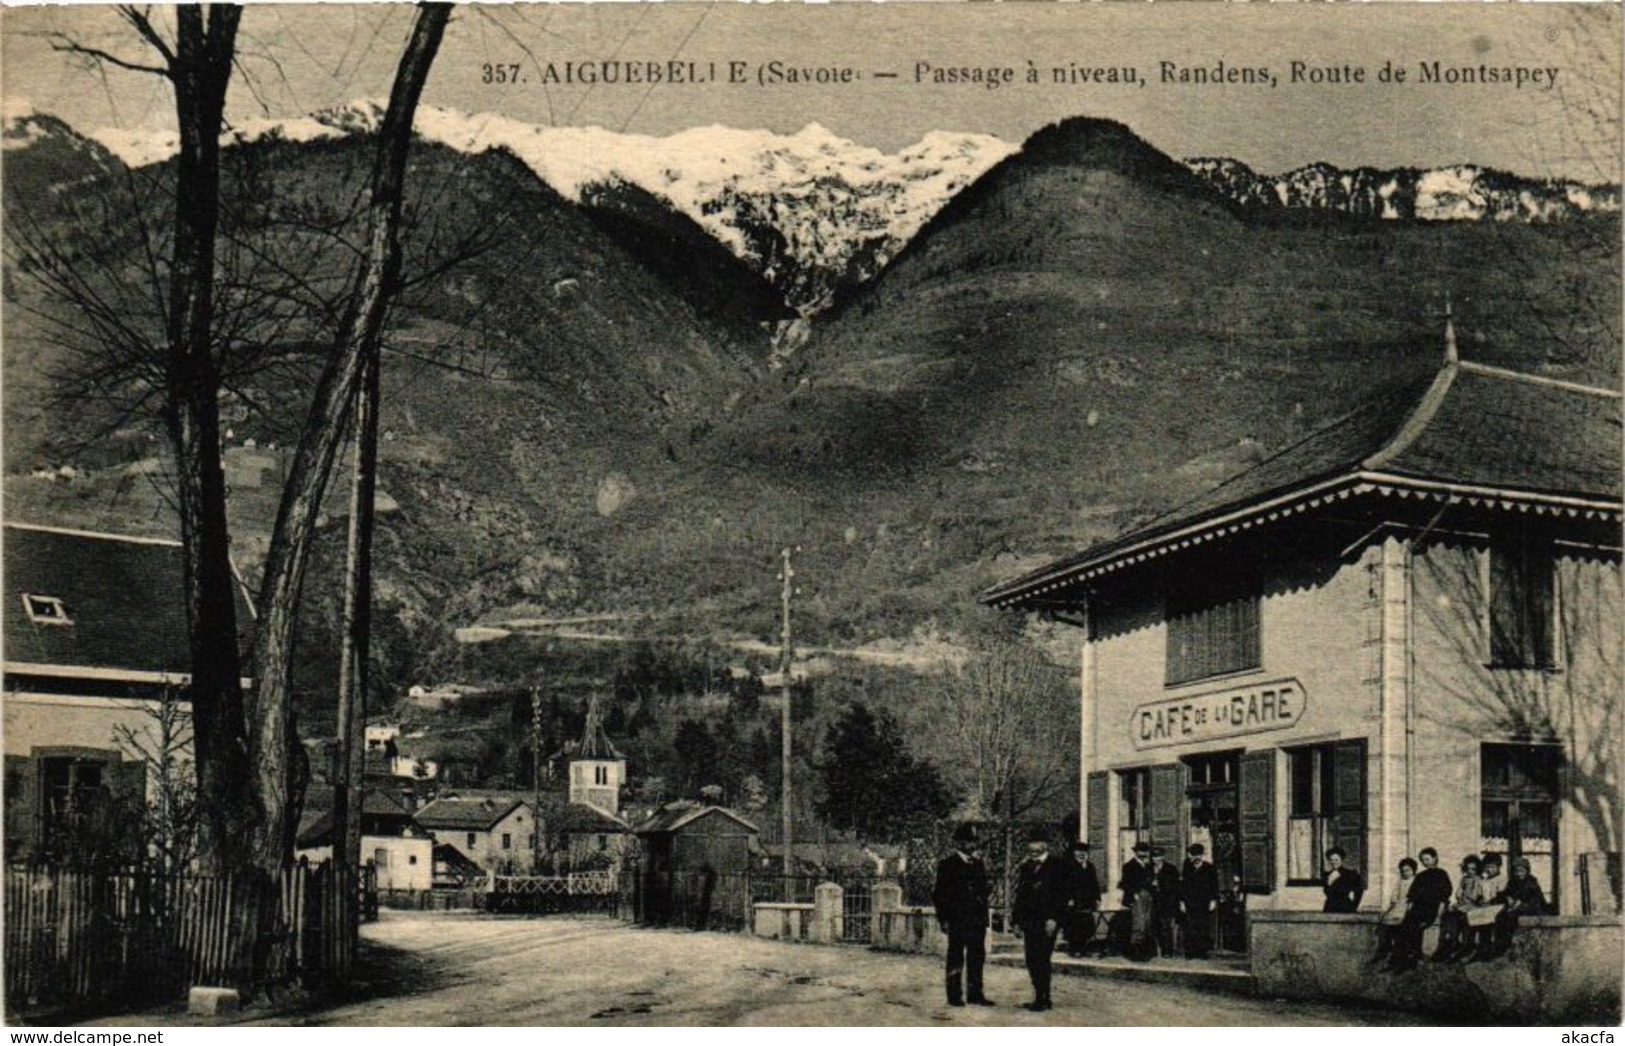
[415,795,529,831]
[3,523,255,679]
[554,803,631,834]
[983,362,1622,608]
[634,803,759,835]
[296,788,419,848]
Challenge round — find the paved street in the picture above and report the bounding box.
[102,911,1443,1027]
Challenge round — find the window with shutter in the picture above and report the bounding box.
[1086,771,1110,849]
[1150,762,1188,856]
[1166,576,1261,687]
[1488,542,1556,669]
[1332,740,1367,877]
[1239,750,1276,893]
[1117,768,1151,858]
[1284,741,1366,883]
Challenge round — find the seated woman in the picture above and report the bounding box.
[1433,854,1484,962]
[1461,853,1508,959]
[1389,847,1451,971]
[1369,857,1416,965]
[1480,857,1550,960]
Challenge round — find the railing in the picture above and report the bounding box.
[5,861,358,1016]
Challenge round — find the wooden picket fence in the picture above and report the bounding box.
[4,860,361,1016]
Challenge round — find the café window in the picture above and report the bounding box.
[1166,577,1261,687]
[1481,743,1560,904]
[1488,542,1556,669]
[1118,768,1151,858]
[1285,741,1366,885]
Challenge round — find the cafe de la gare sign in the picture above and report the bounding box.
[1130,678,1307,750]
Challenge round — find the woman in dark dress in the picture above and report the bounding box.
[1389,846,1451,971]
[1321,847,1365,913]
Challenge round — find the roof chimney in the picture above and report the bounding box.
[1444,294,1458,365]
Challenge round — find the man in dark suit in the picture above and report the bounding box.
[932,824,993,1008]
[1062,840,1102,957]
[1118,841,1155,961]
[1150,847,1181,957]
[1011,830,1072,1011]
[1179,843,1220,959]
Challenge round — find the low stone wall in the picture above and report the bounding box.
[749,881,950,955]
[753,902,814,942]
[872,905,951,956]
[1250,910,1622,1024]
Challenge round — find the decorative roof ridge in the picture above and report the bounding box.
[1362,362,1459,472]
[1455,360,1623,399]
[4,521,182,547]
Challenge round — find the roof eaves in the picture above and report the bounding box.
[980,473,1363,608]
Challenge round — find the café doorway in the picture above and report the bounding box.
[1185,750,1241,888]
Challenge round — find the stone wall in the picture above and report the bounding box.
[750,881,950,955]
[1250,910,1622,1024]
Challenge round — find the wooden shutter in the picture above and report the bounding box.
[112,758,148,805]
[1332,740,1367,877]
[1086,771,1109,848]
[1239,750,1275,893]
[1149,762,1187,856]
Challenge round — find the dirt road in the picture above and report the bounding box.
[109,912,1437,1027]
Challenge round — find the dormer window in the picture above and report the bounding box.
[22,593,72,626]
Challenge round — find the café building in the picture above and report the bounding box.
[983,352,1621,916]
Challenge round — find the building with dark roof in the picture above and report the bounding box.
[414,792,537,874]
[2,522,255,861]
[295,787,433,890]
[984,351,1621,919]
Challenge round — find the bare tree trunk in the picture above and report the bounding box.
[159,5,255,875]
[334,345,381,885]
[247,2,452,874]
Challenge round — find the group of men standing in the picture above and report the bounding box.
[933,826,1227,1012]
[1116,839,1221,961]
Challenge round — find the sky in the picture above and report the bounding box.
[2,3,1621,182]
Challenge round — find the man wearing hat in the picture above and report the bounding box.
[1011,829,1072,1011]
[1150,847,1182,957]
[932,824,994,1007]
[1119,841,1156,961]
[1179,843,1220,959]
[1062,840,1102,957]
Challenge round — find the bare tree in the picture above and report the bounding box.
[927,641,1076,822]
[113,685,199,876]
[246,2,452,872]
[40,6,254,873]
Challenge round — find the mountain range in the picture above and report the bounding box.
[12,101,1616,319]
[3,107,1618,695]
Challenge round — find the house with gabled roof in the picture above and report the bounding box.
[984,340,1621,918]
[414,791,537,874]
[2,522,254,861]
[296,787,433,890]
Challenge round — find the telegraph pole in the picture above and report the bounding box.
[778,547,796,888]
[531,684,544,869]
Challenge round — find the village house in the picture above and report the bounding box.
[2,523,253,862]
[983,349,1622,918]
[296,788,434,891]
[415,792,538,875]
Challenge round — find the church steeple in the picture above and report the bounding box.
[569,695,625,814]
